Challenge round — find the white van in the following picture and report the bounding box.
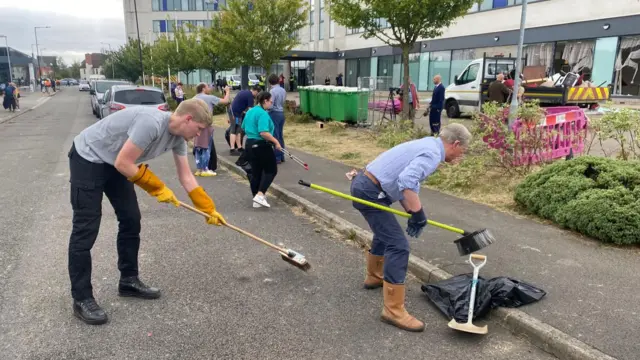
[444,57,517,118]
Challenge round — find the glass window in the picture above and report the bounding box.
[450,49,476,82]
[613,36,640,96]
[329,19,335,38]
[96,81,129,93]
[182,0,189,11]
[168,0,181,10]
[479,0,492,10]
[152,0,160,11]
[428,51,451,91]
[592,37,618,87]
[196,0,203,11]
[418,53,430,91]
[310,24,315,41]
[319,11,324,40]
[459,63,480,84]
[153,20,161,33]
[115,90,166,105]
[468,3,478,12]
[493,0,508,8]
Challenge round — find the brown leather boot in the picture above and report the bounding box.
[363,253,384,289]
[381,281,425,332]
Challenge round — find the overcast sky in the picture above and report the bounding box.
[0,0,126,65]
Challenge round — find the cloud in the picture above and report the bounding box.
[0,8,126,64]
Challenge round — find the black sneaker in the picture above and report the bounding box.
[230,149,238,155]
[73,298,108,325]
[118,276,161,299]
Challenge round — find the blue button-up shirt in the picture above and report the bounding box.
[366,137,445,202]
[269,84,286,113]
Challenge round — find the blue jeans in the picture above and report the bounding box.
[270,111,285,162]
[194,146,211,170]
[350,172,410,284]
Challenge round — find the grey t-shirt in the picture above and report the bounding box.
[194,93,221,112]
[73,107,187,165]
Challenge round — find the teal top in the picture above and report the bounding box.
[241,105,275,140]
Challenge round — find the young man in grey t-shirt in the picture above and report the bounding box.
[68,98,225,325]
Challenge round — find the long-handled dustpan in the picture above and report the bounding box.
[447,254,488,335]
[298,180,494,256]
[178,201,311,271]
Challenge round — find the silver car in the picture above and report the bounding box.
[99,85,169,119]
[90,80,130,117]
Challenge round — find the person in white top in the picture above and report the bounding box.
[175,82,185,105]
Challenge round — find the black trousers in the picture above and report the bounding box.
[245,139,277,196]
[68,145,142,301]
[207,135,217,172]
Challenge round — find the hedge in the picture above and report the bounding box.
[514,156,640,245]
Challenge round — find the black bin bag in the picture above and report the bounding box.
[421,274,546,323]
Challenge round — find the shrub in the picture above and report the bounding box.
[585,102,640,160]
[514,156,640,244]
[287,111,313,124]
[373,120,429,148]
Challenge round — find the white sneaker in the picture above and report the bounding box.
[206,170,217,176]
[253,202,263,208]
[253,194,270,208]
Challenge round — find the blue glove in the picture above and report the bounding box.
[406,208,427,238]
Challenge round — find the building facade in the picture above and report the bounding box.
[123,0,640,97]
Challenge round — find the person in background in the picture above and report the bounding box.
[267,74,286,164]
[351,123,471,332]
[488,73,510,105]
[336,73,344,86]
[175,83,185,106]
[429,75,445,135]
[241,91,281,208]
[325,76,331,85]
[230,85,260,155]
[193,82,231,176]
[3,82,16,112]
[12,83,20,111]
[400,78,419,120]
[279,74,285,88]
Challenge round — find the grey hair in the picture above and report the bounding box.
[439,123,472,147]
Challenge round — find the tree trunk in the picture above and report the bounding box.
[401,46,411,123]
[211,69,217,84]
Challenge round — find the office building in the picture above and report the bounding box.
[123,0,640,97]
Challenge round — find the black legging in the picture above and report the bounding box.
[245,139,278,196]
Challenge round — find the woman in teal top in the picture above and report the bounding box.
[241,91,282,208]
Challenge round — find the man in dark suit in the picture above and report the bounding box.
[429,75,445,135]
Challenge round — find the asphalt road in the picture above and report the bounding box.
[0,90,555,360]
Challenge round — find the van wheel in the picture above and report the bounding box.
[446,100,460,118]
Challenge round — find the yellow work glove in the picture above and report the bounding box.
[188,186,226,226]
[128,164,180,207]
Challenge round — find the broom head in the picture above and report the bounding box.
[279,250,311,271]
[454,229,495,256]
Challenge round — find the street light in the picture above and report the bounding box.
[101,42,115,79]
[133,0,145,85]
[0,35,13,82]
[34,26,51,80]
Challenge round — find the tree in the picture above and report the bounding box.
[104,38,151,83]
[173,26,202,84]
[197,17,237,83]
[150,33,180,84]
[219,0,307,83]
[327,0,478,120]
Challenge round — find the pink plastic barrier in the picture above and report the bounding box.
[484,106,588,166]
[368,99,401,114]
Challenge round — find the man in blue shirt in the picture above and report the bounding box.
[350,123,471,332]
[267,74,287,163]
[229,85,260,154]
[429,75,445,135]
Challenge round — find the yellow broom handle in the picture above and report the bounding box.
[303,181,465,235]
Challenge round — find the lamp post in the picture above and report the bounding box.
[508,0,528,126]
[34,26,51,80]
[101,42,115,79]
[133,0,145,85]
[0,35,13,82]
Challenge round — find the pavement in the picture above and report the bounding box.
[0,90,59,124]
[213,126,640,360]
[0,90,555,359]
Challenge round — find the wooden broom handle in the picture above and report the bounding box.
[178,201,288,254]
[471,254,486,260]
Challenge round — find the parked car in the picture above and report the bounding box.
[228,75,241,90]
[90,80,130,117]
[78,80,90,91]
[99,85,169,119]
